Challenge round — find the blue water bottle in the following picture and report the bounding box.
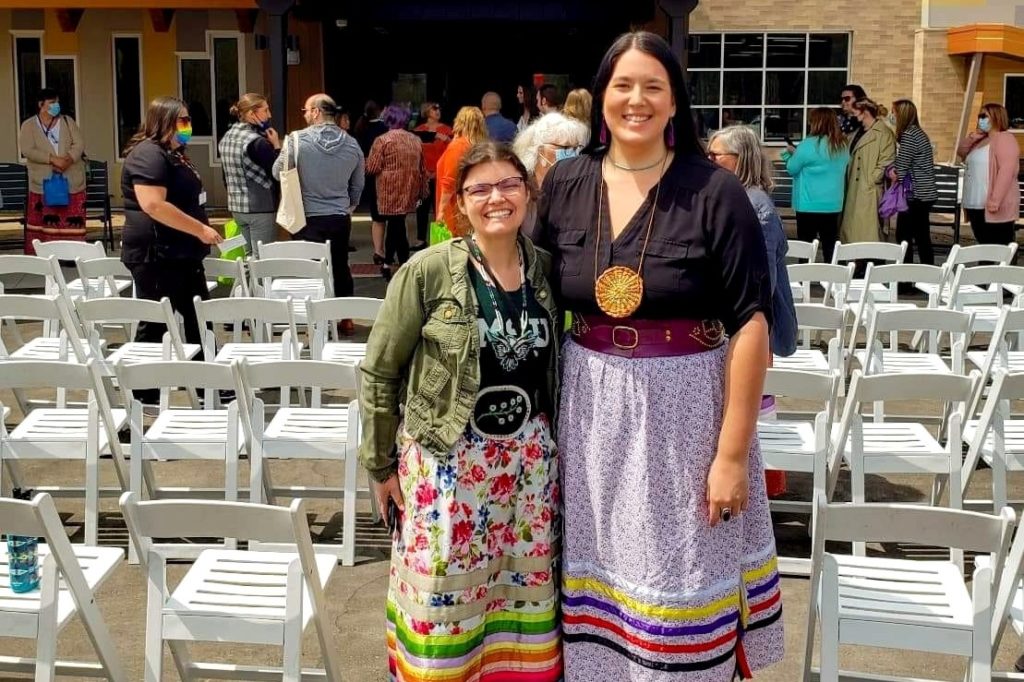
[7,488,39,594]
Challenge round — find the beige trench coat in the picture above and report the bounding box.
[840,120,896,243]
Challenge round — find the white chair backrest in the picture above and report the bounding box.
[0,254,68,297]
[845,368,976,405]
[306,296,384,324]
[0,293,87,360]
[947,242,1018,267]
[787,262,855,305]
[193,295,298,345]
[114,360,237,412]
[32,240,105,262]
[831,240,908,265]
[248,257,331,297]
[256,240,330,261]
[234,359,359,421]
[75,296,186,355]
[863,262,945,288]
[867,307,973,335]
[202,257,250,298]
[763,368,838,402]
[793,303,846,331]
[786,239,819,263]
[949,264,1024,306]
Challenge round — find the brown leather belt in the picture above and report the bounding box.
[570,313,726,359]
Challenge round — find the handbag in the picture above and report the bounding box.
[217,219,246,285]
[42,172,70,207]
[879,170,911,219]
[276,132,306,234]
[429,220,452,246]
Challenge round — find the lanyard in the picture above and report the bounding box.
[37,116,59,147]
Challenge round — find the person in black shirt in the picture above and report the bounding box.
[120,96,223,356]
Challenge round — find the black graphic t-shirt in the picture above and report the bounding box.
[468,265,552,439]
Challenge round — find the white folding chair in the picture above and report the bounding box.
[845,263,944,357]
[947,264,1024,336]
[72,256,133,300]
[916,242,1018,305]
[804,495,1024,682]
[830,370,977,563]
[961,370,1024,514]
[250,257,332,326]
[788,262,854,309]
[202,256,250,298]
[853,307,973,378]
[0,360,128,545]
[115,360,244,562]
[31,240,110,300]
[830,240,908,304]
[235,359,361,565]
[758,369,839,575]
[256,238,333,294]
[194,295,302,364]
[966,306,1024,418]
[0,293,92,364]
[0,492,125,681]
[787,238,819,264]
[0,255,79,340]
[307,296,384,363]
[773,303,846,377]
[120,492,342,682]
[75,296,200,373]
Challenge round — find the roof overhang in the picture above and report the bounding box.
[948,23,1024,59]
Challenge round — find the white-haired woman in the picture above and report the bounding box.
[513,112,589,239]
[708,125,798,497]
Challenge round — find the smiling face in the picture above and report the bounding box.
[457,161,528,240]
[602,48,675,151]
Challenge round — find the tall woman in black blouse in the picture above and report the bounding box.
[121,97,223,356]
[536,32,784,681]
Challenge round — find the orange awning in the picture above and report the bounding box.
[948,23,1024,60]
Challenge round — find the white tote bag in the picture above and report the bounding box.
[276,132,306,234]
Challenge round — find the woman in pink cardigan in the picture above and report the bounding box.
[957,102,1021,246]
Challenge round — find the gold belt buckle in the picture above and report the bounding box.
[611,325,639,350]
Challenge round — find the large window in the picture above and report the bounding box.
[14,35,42,124]
[113,35,143,157]
[43,57,76,120]
[177,32,243,158]
[1005,75,1024,131]
[688,32,850,143]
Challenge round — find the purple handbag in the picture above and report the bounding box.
[879,170,912,219]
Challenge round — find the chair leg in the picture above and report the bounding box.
[34,555,59,682]
[282,558,303,682]
[144,555,165,682]
[85,412,99,547]
[168,641,194,682]
[342,446,358,567]
[820,556,840,682]
[851,455,866,557]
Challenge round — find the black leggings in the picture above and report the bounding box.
[966,208,1017,248]
[415,178,436,243]
[895,199,935,265]
[294,213,353,298]
[383,214,410,265]
[795,212,840,263]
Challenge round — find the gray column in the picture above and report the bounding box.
[257,0,295,131]
[658,0,699,72]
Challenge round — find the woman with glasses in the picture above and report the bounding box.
[360,141,562,681]
[120,97,223,370]
[537,31,782,681]
[412,101,453,250]
[840,98,896,245]
[958,103,1021,246]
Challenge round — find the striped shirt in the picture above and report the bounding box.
[895,124,937,202]
[366,129,428,216]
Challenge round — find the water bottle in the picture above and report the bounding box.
[7,488,39,594]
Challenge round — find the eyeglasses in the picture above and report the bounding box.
[177,115,192,125]
[430,105,440,111]
[707,151,737,161]
[461,176,525,200]
[841,96,853,102]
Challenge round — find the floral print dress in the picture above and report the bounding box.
[386,264,561,682]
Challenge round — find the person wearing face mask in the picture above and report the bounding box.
[361,141,562,681]
[18,87,88,254]
[511,112,589,239]
[120,96,223,372]
[218,93,282,255]
[958,103,1021,247]
[840,98,896,246]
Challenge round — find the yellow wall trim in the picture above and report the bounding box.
[948,23,1024,59]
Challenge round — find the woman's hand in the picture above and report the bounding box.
[265,127,281,150]
[375,474,405,530]
[987,199,1001,214]
[198,225,224,245]
[707,455,749,527]
[886,167,898,183]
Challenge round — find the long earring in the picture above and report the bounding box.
[666,122,675,148]
[599,121,609,145]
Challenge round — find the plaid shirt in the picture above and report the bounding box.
[219,122,274,214]
[366,129,428,216]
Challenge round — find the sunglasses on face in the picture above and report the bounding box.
[707,151,737,161]
[462,176,525,200]
[841,96,853,102]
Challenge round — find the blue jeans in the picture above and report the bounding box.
[233,211,278,256]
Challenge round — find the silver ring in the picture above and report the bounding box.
[720,507,732,523]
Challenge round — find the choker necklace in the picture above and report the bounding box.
[593,154,669,318]
[607,154,667,172]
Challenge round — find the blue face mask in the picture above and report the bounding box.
[979,117,992,133]
[553,147,580,162]
[46,102,60,117]
[256,118,272,133]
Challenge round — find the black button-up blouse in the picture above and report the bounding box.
[534,152,772,335]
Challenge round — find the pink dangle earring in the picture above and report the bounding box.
[599,121,609,145]
[666,122,675,148]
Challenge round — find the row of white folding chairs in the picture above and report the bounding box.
[0,357,364,566]
[0,491,341,681]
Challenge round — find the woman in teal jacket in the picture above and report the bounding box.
[782,107,850,263]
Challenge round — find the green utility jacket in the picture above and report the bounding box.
[358,237,560,482]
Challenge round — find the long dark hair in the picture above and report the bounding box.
[584,31,702,156]
[123,96,187,156]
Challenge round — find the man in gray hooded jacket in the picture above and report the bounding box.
[273,93,364,311]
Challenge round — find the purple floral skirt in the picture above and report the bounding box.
[559,340,784,681]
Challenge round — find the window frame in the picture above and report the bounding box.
[42,54,81,124]
[1003,73,1024,134]
[111,33,145,162]
[11,31,83,158]
[689,30,851,145]
[175,30,246,165]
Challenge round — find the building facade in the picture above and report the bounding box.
[0,0,1019,208]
